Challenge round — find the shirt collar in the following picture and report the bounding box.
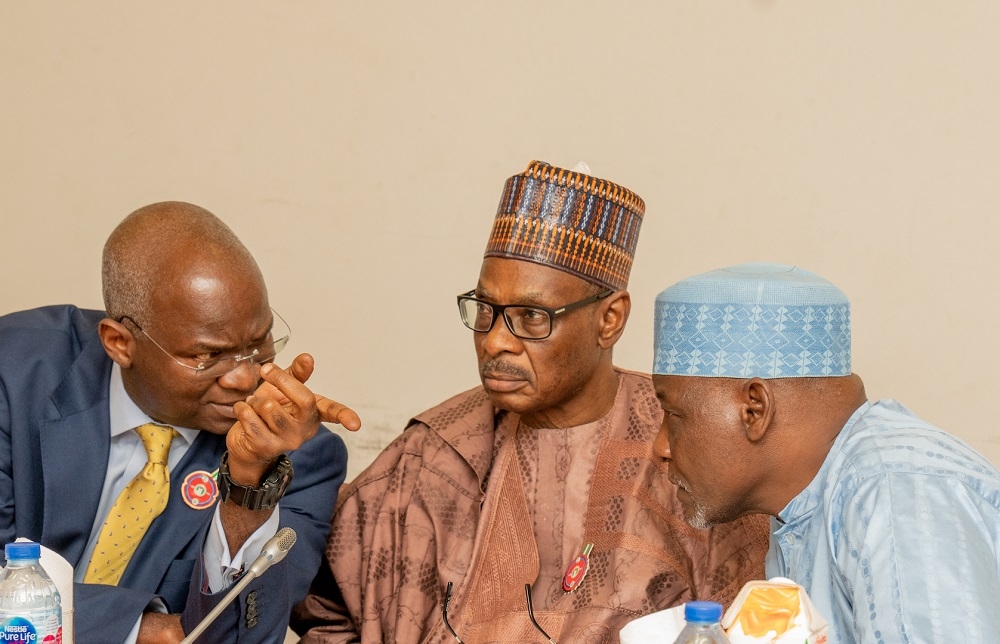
[776,400,873,526]
[109,363,200,446]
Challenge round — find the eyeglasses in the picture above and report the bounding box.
[117,309,290,377]
[442,581,557,644]
[457,288,614,340]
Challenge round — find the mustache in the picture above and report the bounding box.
[480,359,530,380]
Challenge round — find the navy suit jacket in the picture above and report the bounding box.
[0,305,348,643]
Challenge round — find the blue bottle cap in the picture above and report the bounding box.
[685,600,723,623]
[4,541,41,560]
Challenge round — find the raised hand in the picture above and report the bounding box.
[228,353,361,481]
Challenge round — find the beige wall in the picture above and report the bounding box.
[2,1,998,480]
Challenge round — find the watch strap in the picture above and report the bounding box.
[218,452,293,511]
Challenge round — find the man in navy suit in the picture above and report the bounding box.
[0,202,359,643]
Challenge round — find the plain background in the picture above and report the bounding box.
[3,2,999,490]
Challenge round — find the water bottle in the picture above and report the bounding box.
[671,601,729,644]
[0,541,63,644]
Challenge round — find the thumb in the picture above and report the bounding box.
[286,353,315,384]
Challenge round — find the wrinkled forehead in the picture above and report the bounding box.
[476,257,599,304]
[652,374,736,405]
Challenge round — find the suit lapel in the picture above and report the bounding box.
[37,332,230,589]
[39,339,113,568]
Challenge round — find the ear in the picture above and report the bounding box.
[740,378,775,443]
[597,291,630,349]
[98,317,137,368]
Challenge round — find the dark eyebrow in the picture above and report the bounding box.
[188,340,228,352]
[513,292,552,307]
[474,286,551,308]
[186,317,274,354]
[654,389,680,414]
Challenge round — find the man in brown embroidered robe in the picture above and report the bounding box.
[293,161,769,643]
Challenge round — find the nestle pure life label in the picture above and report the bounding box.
[0,612,62,643]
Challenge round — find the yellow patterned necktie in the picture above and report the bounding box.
[84,423,175,585]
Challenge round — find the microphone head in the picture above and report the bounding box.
[275,526,297,552]
[247,527,298,577]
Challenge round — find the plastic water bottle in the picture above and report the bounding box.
[0,542,63,643]
[671,601,729,643]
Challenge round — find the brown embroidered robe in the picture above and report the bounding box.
[294,369,768,643]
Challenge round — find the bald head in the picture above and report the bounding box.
[102,201,263,325]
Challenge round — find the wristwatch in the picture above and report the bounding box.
[218,451,294,511]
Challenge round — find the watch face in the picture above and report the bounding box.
[269,455,294,485]
[266,467,285,485]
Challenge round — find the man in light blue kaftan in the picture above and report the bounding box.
[767,399,1000,643]
[648,262,1000,644]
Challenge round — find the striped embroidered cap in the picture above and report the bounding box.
[484,160,645,290]
[653,263,851,378]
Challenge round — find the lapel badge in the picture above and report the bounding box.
[562,543,593,593]
[181,470,219,510]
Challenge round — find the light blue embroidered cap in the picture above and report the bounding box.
[653,263,851,378]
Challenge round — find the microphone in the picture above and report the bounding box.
[246,526,297,577]
[179,527,297,644]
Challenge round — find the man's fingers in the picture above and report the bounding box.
[258,362,315,411]
[286,352,315,384]
[243,395,297,434]
[316,396,362,431]
[231,401,284,460]
[239,390,320,443]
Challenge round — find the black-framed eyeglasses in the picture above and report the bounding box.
[457,288,614,340]
[442,581,557,644]
[117,308,290,377]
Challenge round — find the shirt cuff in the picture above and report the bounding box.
[203,504,281,592]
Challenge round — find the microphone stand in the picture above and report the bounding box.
[179,527,297,644]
